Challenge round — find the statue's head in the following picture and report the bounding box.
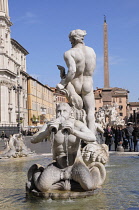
[69,29,87,47]
[56,103,73,121]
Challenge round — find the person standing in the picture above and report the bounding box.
[0,131,8,140]
[125,123,134,152]
[104,125,113,151]
[132,126,139,152]
[114,126,124,151]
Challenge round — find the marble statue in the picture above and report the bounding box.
[56,29,96,133]
[0,134,34,158]
[26,103,109,194]
[26,30,109,198]
[96,104,125,128]
[96,108,106,128]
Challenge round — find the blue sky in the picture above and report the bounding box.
[9,0,139,102]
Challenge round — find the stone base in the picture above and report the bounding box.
[26,188,100,200]
[117,145,124,152]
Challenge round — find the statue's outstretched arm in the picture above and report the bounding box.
[31,123,49,144]
[62,120,96,142]
[63,51,76,86]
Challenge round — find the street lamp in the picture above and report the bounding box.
[13,78,22,133]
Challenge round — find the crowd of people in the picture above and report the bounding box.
[103,123,139,152]
[1,122,139,153]
[0,128,39,139]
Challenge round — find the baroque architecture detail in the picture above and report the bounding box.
[0,0,29,127]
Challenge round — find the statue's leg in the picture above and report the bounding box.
[71,161,106,191]
[88,162,106,187]
[27,163,71,192]
[82,91,95,133]
[32,163,63,192]
[26,164,44,192]
[71,160,95,191]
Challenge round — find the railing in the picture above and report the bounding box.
[0,125,18,137]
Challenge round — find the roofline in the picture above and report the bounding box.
[128,102,139,106]
[20,70,30,77]
[11,38,29,55]
[27,75,54,92]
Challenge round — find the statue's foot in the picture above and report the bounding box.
[27,164,44,181]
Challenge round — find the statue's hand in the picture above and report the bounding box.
[56,83,65,90]
[62,120,74,135]
[48,119,60,133]
[90,152,108,164]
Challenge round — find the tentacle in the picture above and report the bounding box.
[88,162,106,187]
[33,164,62,192]
[71,157,95,191]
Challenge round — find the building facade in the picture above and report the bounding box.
[27,77,55,126]
[0,0,28,128]
[127,102,139,124]
[94,87,129,121]
[51,87,68,108]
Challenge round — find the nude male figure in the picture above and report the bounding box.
[57,29,96,133]
[31,103,96,167]
[30,103,100,191]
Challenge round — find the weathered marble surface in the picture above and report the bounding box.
[96,103,125,127]
[0,134,34,158]
[27,103,108,195]
[26,30,109,198]
[56,29,96,133]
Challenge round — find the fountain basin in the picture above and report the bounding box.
[0,153,139,210]
[26,188,97,199]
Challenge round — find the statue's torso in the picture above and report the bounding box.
[52,130,80,168]
[53,130,80,156]
[65,45,96,94]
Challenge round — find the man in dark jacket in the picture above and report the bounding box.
[104,125,113,151]
[132,126,139,152]
[114,126,124,151]
[0,131,8,139]
[125,123,134,152]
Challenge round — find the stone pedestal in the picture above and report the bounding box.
[117,145,124,152]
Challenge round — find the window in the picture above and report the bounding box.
[34,81,37,87]
[119,113,123,116]
[119,105,123,110]
[119,98,122,103]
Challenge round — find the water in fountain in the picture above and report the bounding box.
[1,153,139,210]
[50,130,55,158]
[63,129,69,167]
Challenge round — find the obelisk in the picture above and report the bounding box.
[102,16,112,105]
